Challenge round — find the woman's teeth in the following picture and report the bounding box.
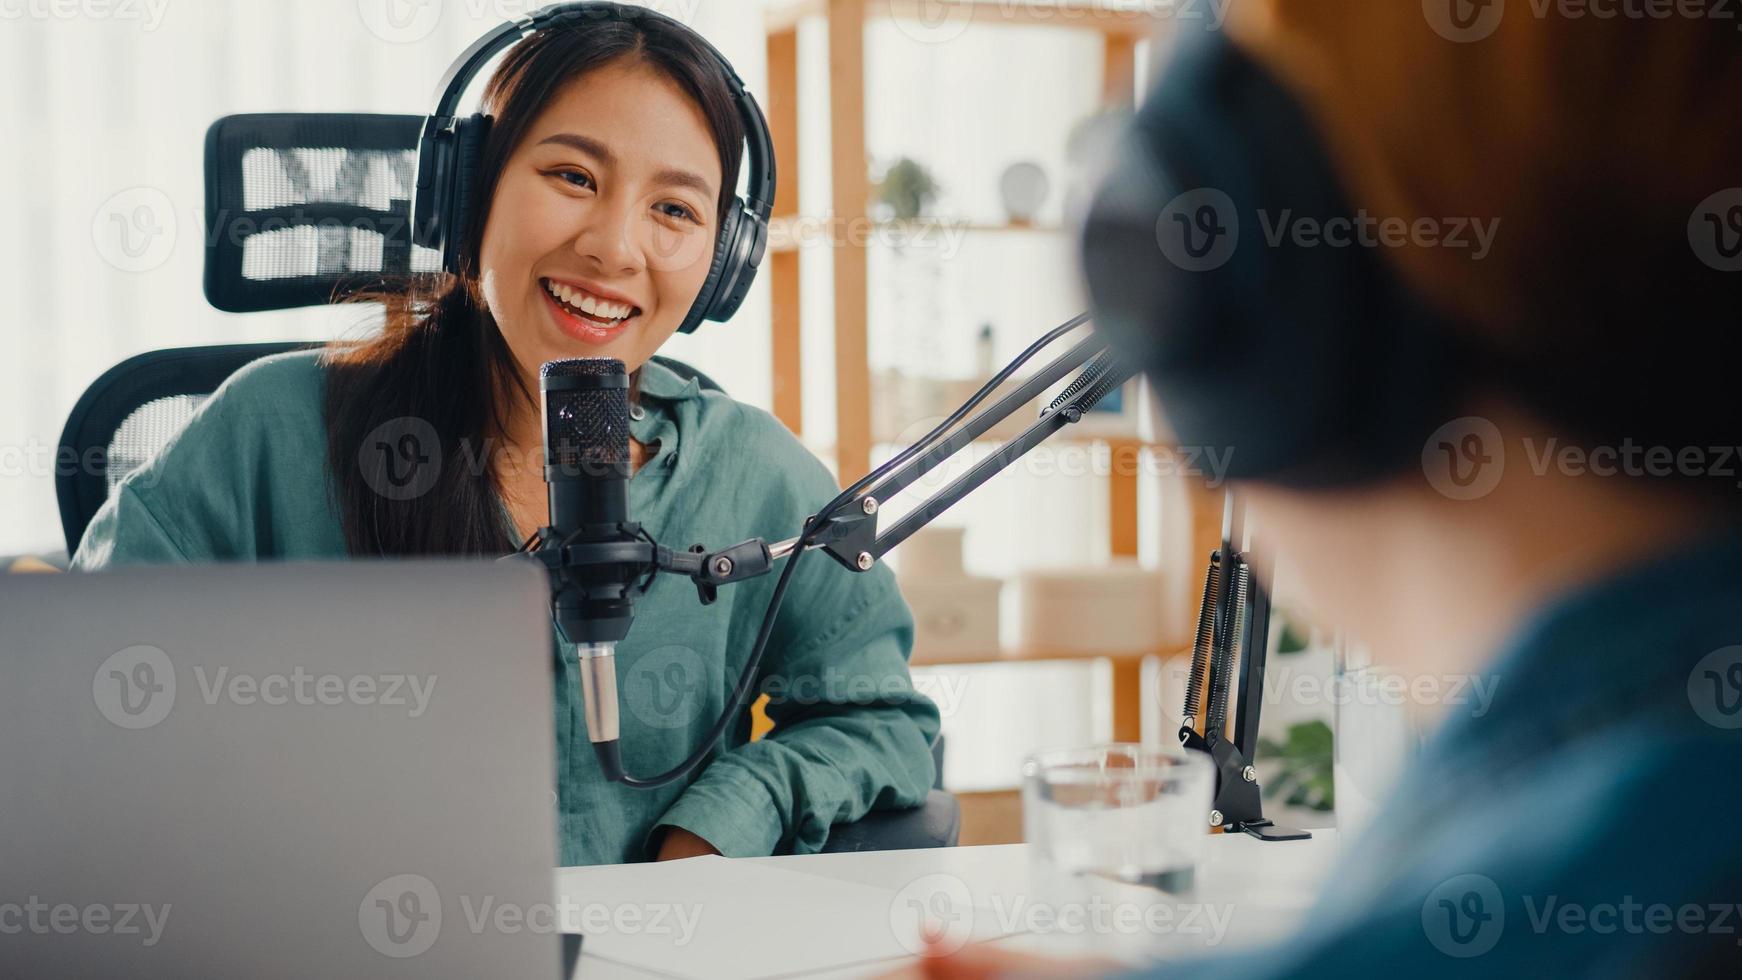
[543,279,636,323]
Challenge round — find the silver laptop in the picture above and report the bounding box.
[1,559,564,978]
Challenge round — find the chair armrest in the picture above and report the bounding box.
[820,790,960,853]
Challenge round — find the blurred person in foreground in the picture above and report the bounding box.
[889,1,1742,976]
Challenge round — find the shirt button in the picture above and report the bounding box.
[629,404,646,422]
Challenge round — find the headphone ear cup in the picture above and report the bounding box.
[679,202,742,334]
[411,124,450,256]
[680,203,765,334]
[708,206,766,323]
[442,114,490,274]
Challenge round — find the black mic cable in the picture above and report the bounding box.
[609,311,1097,788]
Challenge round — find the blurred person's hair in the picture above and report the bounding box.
[1229,1,1742,489]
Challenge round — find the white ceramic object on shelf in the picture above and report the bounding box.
[998,161,1050,225]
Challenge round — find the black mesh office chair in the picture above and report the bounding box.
[53,112,958,853]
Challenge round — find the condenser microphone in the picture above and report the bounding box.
[541,357,638,775]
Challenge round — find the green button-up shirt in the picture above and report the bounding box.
[72,350,940,866]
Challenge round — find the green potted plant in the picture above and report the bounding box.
[873,157,939,222]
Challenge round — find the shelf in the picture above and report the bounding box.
[766,0,1162,40]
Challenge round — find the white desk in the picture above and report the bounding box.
[560,830,1338,979]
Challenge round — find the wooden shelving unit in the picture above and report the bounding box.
[757,2,1229,841]
[762,0,1159,483]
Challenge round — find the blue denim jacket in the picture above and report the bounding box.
[1154,527,1742,977]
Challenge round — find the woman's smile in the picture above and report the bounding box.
[539,275,644,346]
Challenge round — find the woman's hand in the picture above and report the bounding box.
[655,827,721,861]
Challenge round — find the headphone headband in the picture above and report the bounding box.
[424,2,775,213]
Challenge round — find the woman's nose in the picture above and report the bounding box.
[570,195,643,275]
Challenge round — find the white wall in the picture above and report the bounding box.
[1,0,1143,571]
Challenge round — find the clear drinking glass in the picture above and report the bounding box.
[1022,744,1214,891]
[1331,637,1424,839]
[1020,744,1216,961]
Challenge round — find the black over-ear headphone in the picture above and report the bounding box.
[411,1,775,335]
[1079,31,1469,489]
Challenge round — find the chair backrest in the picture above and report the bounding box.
[56,343,312,555]
[203,113,436,312]
[55,344,724,556]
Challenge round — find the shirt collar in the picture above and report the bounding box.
[630,357,702,473]
[636,357,704,404]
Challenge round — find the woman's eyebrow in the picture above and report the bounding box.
[537,132,614,163]
[652,167,714,198]
[536,132,714,198]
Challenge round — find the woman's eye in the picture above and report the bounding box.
[656,202,700,224]
[553,170,594,190]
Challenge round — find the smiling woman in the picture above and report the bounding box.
[70,8,940,869]
[327,15,749,556]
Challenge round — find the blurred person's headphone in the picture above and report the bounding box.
[412,0,775,335]
[1080,33,1471,489]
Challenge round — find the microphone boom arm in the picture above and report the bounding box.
[639,332,1133,591]
[518,312,1272,795]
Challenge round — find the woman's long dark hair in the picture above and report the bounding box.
[324,18,745,556]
